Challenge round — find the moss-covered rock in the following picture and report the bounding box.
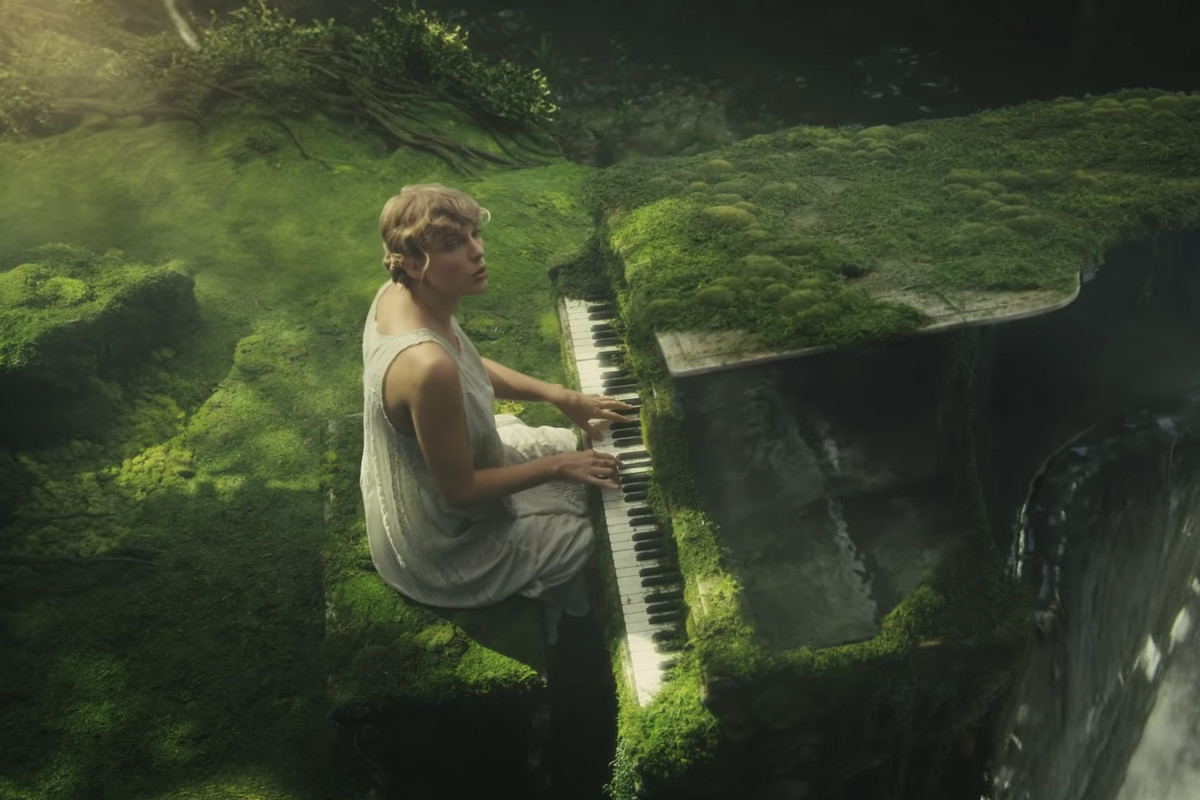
[0,245,197,446]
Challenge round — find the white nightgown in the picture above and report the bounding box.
[359,282,593,614]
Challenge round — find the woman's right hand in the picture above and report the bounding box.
[552,449,622,491]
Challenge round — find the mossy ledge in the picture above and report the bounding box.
[584,89,1200,373]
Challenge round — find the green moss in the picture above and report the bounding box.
[778,288,820,312]
[702,158,735,174]
[695,285,736,305]
[702,205,756,228]
[858,124,895,139]
[898,132,932,148]
[943,169,987,186]
[710,179,757,197]
[1005,214,1057,234]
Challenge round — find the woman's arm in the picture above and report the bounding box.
[481,357,634,440]
[481,357,569,404]
[388,346,621,507]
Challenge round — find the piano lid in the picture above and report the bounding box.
[656,278,1080,378]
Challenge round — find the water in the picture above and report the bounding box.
[988,402,1200,800]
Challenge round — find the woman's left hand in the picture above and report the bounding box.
[556,390,634,441]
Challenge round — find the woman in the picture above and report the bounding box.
[360,183,631,626]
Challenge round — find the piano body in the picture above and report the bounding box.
[558,293,1030,799]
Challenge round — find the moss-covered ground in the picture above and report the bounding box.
[0,105,592,799]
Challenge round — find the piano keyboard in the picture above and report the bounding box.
[561,297,687,706]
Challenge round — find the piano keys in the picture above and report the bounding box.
[560,297,687,706]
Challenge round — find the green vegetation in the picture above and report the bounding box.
[5,1,1200,795]
[0,0,557,171]
[585,89,1200,355]
[0,9,593,791]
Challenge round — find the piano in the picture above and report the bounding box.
[560,296,688,706]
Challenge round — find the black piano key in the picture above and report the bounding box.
[659,658,678,671]
[630,529,661,542]
[624,491,648,503]
[639,565,678,579]
[646,601,683,615]
[654,638,686,653]
[652,628,684,643]
[619,450,650,463]
[640,574,678,588]
[633,539,664,552]
[649,610,685,624]
[646,589,684,604]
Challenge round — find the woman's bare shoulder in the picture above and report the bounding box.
[385,340,459,397]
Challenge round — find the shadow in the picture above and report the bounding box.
[0,473,361,800]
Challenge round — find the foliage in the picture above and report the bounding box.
[0,0,557,168]
[358,4,556,126]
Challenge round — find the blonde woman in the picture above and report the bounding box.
[360,184,631,630]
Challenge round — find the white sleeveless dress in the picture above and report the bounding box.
[359,282,593,612]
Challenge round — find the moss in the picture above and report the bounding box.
[710,179,757,197]
[702,158,735,174]
[943,169,987,186]
[778,288,821,312]
[858,124,895,139]
[1004,214,1057,234]
[702,205,756,228]
[898,132,932,149]
[694,285,737,305]
[740,254,788,279]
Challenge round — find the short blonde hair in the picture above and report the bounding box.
[379,184,490,286]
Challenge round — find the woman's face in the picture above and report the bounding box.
[413,223,487,296]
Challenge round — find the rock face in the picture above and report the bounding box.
[0,244,197,446]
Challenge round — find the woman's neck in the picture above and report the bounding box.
[400,283,457,332]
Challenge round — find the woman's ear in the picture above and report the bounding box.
[399,255,425,283]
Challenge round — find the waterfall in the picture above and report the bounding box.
[987,399,1200,800]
